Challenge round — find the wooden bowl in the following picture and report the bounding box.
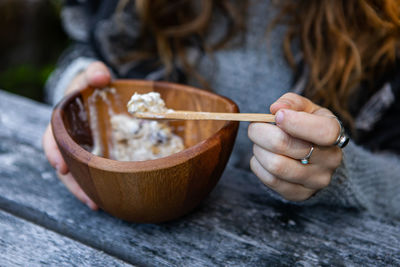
[51,80,239,223]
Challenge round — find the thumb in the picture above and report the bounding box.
[84,61,112,88]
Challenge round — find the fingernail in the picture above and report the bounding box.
[85,200,98,210]
[86,201,94,209]
[275,110,284,124]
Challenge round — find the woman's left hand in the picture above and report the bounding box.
[248,93,343,201]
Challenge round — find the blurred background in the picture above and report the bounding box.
[0,0,68,102]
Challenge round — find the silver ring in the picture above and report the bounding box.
[301,145,314,165]
[331,116,350,148]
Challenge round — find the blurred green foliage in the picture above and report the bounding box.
[0,64,54,102]
[0,0,69,103]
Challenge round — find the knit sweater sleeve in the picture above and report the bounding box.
[45,0,150,105]
[303,67,400,219]
[44,45,99,105]
[44,1,100,105]
[303,141,400,219]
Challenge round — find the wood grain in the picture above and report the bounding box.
[133,110,276,122]
[0,211,129,267]
[0,90,400,266]
[0,134,399,266]
[51,80,239,223]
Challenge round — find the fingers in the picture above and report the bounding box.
[269,93,340,146]
[270,92,319,114]
[42,61,109,212]
[250,156,315,201]
[248,123,342,168]
[42,125,68,175]
[43,125,98,210]
[248,122,310,159]
[275,109,340,146]
[251,92,342,200]
[253,145,332,189]
[65,61,112,95]
[57,171,98,210]
[85,61,111,87]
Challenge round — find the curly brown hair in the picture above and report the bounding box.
[118,0,400,126]
[117,0,246,87]
[277,0,400,126]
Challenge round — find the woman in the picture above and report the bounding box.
[43,0,400,218]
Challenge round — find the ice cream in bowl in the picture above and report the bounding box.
[51,80,239,223]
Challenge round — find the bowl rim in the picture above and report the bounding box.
[51,79,239,173]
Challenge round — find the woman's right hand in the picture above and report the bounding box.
[42,61,111,210]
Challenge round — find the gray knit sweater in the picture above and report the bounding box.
[46,0,400,219]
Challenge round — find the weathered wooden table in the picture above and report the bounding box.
[0,89,399,266]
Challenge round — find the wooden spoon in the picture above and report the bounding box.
[133,110,276,123]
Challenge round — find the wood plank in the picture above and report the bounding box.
[0,90,51,150]
[1,134,399,266]
[1,90,399,266]
[0,210,131,266]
